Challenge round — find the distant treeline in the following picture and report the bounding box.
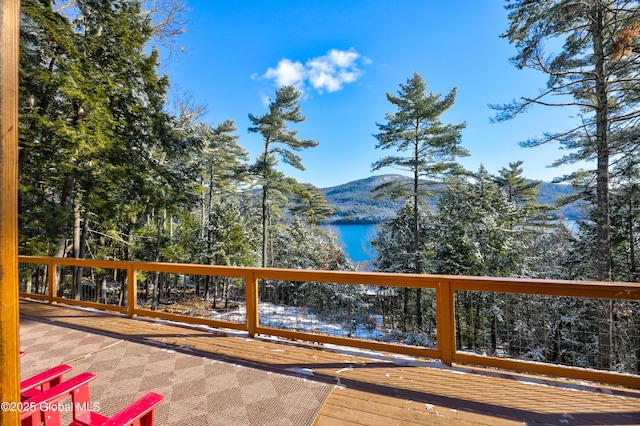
[321,174,583,225]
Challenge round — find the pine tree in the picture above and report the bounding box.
[610,162,640,283]
[19,0,195,268]
[432,167,525,277]
[494,1,640,283]
[191,120,250,265]
[372,72,467,327]
[430,167,527,355]
[20,0,84,255]
[495,160,556,228]
[371,201,434,333]
[248,86,318,267]
[495,161,540,205]
[290,183,334,225]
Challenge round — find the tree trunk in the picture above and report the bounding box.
[79,208,89,301]
[402,288,409,333]
[455,298,462,351]
[99,274,107,304]
[121,216,136,308]
[262,184,268,268]
[212,276,218,309]
[592,4,612,369]
[98,235,106,303]
[628,195,636,281]
[200,176,206,240]
[55,174,75,258]
[413,131,422,329]
[224,277,229,309]
[490,312,497,356]
[152,212,164,310]
[593,8,612,283]
[73,194,82,299]
[24,273,32,294]
[204,275,211,304]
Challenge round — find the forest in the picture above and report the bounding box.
[17,1,640,374]
[320,174,582,225]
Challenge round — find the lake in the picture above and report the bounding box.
[325,220,581,265]
[323,224,378,263]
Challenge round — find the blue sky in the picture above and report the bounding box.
[160,0,583,189]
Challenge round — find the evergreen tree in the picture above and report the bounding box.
[372,202,433,275]
[54,0,189,51]
[568,150,640,283]
[495,161,540,205]
[495,160,556,228]
[371,201,434,333]
[19,0,196,269]
[20,0,86,255]
[609,160,640,283]
[267,218,356,318]
[191,120,250,265]
[430,167,527,355]
[290,183,334,225]
[248,85,318,267]
[372,72,467,326]
[431,167,525,277]
[270,218,353,271]
[527,222,578,280]
[494,0,640,283]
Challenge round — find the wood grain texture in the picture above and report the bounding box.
[20,300,640,425]
[0,1,21,424]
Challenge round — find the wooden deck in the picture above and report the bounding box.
[19,300,640,425]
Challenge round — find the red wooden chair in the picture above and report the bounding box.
[20,372,164,426]
[20,364,73,401]
[21,372,96,426]
[71,392,164,426]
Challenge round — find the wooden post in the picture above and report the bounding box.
[48,257,56,303]
[0,0,21,423]
[128,262,137,317]
[437,280,454,366]
[246,272,259,337]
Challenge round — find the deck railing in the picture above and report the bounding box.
[17,255,640,389]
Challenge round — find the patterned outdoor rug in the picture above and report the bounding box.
[20,317,334,425]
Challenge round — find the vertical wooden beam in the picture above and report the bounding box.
[0,0,21,424]
[246,272,259,337]
[128,262,137,317]
[437,280,454,366]
[48,258,56,303]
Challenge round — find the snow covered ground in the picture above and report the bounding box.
[211,302,435,346]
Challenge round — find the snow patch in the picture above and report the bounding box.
[286,367,314,376]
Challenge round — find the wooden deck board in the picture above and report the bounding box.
[18,300,640,425]
[315,388,508,425]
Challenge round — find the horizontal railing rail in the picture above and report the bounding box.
[17,255,640,389]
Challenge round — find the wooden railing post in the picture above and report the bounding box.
[47,258,56,303]
[0,0,21,423]
[245,272,259,337]
[437,280,455,366]
[127,262,137,318]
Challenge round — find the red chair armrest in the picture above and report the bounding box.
[20,372,96,424]
[20,364,72,398]
[99,392,164,426]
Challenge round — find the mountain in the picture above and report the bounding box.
[320,175,408,224]
[319,174,583,225]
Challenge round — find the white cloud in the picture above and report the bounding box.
[263,58,305,88]
[328,49,359,67]
[261,48,368,94]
